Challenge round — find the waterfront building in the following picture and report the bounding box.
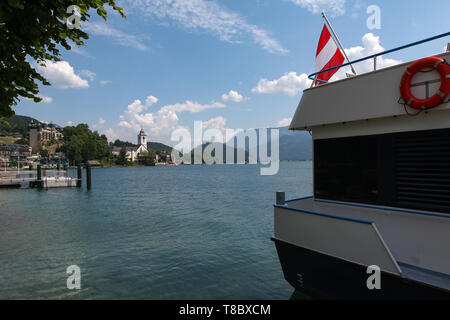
[28,121,63,154]
[155,151,172,163]
[111,128,148,163]
[0,143,32,167]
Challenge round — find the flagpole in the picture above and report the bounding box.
[321,11,357,75]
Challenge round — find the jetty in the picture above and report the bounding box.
[0,164,92,189]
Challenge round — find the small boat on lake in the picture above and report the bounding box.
[272,33,450,299]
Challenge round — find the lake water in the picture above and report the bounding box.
[0,161,312,299]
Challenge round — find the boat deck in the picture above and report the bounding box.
[278,197,450,286]
[399,262,450,292]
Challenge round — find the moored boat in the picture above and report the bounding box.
[272,34,450,299]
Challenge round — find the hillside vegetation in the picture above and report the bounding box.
[0,136,19,144]
[0,114,41,137]
[110,139,174,154]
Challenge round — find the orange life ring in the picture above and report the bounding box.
[400,56,450,110]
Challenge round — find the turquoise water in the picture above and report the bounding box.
[0,161,312,299]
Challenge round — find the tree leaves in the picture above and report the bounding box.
[0,0,125,117]
[61,123,110,164]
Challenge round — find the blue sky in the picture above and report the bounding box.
[15,0,450,145]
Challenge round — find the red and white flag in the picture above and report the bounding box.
[315,24,345,85]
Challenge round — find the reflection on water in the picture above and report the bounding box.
[0,162,312,299]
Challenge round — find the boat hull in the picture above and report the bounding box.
[272,237,450,300]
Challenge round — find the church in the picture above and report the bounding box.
[111,128,148,163]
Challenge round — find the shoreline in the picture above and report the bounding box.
[72,159,313,169]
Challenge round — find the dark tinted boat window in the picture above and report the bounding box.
[313,128,450,214]
[394,128,450,213]
[314,136,378,204]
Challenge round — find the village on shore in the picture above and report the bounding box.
[0,115,176,170]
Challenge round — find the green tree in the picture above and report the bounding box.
[140,150,155,166]
[116,148,127,166]
[0,117,11,136]
[111,139,135,148]
[0,0,125,117]
[40,149,49,158]
[61,124,110,164]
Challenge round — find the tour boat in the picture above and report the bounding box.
[272,34,450,299]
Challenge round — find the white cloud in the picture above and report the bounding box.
[333,33,402,80]
[350,0,363,18]
[202,116,228,142]
[202,116,227,130]
[289,0,346,16]
[79,69,96,81]
[145,95,159,107]
[100,80,112,85]
[105,94,226,145]
[39,95,53,103]
[104,128,119,141]
[24,94,53,103]
[67,121,74,126]
[67,40,94,58]
[36,60,89,89]
[125,96,159,114]
[124,0,288,54]
[253,33,402,95]
[93,117,106,130]
[118,120,133,128]
[158,100,225,114]
[252,72,312,96]
[277,118,292,127]
[221,90,244,102]
[84,22,150,51]
[70,46,92,58]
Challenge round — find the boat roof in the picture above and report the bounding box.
[290,51,450,130]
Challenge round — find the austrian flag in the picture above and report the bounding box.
[315,24,345,85]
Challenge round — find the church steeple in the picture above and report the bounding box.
[138,128,147,147]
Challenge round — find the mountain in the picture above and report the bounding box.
[185,127,312,164]
[243,126,312,161]
[0,115,41,137]
[147,142,173,153]
[278,126,312,161]
[0,114,64,137]
[185,142,252,164]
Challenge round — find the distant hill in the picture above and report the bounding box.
[0,114,41,137]
[278,126,312,161]
[242,126,312,161]
[184,127,312,164]
[5,115,39,127]
[147,142,173,153]
[185,142,252,164]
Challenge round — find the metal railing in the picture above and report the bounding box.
[309,31,450,85]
